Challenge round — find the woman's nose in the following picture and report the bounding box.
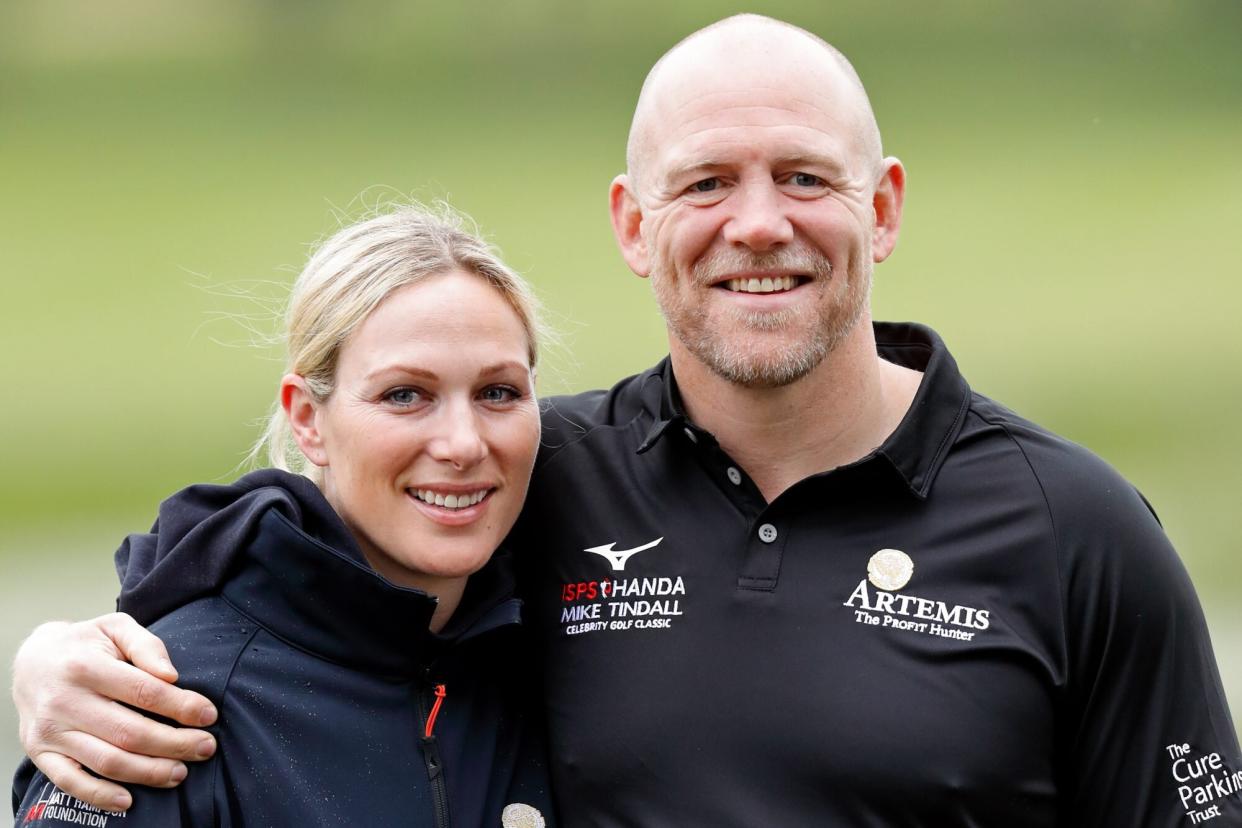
[427,407,488,471]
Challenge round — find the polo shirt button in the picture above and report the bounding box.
[726,467,742,485]
[683,427,698,443]
[758,523,778,543]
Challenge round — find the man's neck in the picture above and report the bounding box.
[670,319,923,502]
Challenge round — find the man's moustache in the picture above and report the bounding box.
[692,247,833,284]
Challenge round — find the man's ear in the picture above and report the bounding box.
[609,174,651,277]
[872,157,906,263]
[280,374,329,467]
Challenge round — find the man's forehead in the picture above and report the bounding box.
[641,74,870,174]
[649,82,862,138]
[626,16,882,188]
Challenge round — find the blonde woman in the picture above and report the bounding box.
[13,206,555,827]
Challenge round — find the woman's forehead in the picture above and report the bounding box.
[340,273,532,373]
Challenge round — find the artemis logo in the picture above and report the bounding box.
[845,578,991,631]
[845,550,990,640]
[868,548,913,591]
[584,537,663,571]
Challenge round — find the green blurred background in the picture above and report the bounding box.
[2,0,1238,773]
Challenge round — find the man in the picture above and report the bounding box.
[12,14,1240,826]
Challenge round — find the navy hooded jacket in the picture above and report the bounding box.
[12,470,555,828]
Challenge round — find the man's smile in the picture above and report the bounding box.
[717,274,809,294]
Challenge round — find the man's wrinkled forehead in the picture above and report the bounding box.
[625,16,881,186]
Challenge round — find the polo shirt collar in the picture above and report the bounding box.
[633,322,971,499]
[635,359,713,453]
[871,322,972,498]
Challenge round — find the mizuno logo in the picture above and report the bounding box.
[584,537,663,571]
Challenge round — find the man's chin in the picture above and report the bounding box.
[709,358,823,389]
[695,336,830,389]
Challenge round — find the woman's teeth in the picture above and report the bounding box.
[413,489,488,509]
[724,275,798,293]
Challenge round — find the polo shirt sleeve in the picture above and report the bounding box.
[12,762,191,827]
[1046,451,1242,825]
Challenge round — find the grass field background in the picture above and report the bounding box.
[2,0,1239,774]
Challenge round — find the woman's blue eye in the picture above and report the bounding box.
[481,386,520,404]
[385,388,420,406]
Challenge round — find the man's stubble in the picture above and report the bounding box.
[651,244,871,389]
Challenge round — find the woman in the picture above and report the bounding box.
[12,205,555,827]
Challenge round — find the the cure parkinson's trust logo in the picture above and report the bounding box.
[844,549,990,643]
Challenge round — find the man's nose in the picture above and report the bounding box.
[427,405,488,471]
[721,181,794,251]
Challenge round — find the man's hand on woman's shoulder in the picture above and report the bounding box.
[12,613,219,811]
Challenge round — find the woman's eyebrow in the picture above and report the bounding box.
[477,360,532,378]
[363,361,529,383]
[363,364,439,383]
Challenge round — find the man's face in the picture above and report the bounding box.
[631,63,883,388]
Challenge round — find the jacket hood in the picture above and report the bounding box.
[116,469,364,625]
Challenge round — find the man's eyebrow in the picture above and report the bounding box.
[770,153,848,175]
[660,159,728,185]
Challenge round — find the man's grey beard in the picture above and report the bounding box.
[653,245,869,389]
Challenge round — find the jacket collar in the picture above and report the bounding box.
[222,508,521,677]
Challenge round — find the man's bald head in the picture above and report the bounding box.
[625,14,883,193]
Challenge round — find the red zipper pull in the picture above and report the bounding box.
[424,683,447,739]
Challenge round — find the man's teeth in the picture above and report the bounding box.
[413,489,489,509]
[724,275,799,293]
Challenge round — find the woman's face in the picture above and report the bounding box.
[296,270,540,590]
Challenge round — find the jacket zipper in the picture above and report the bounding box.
[418,682,451,828]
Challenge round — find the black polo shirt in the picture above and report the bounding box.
[515,321,1241,827]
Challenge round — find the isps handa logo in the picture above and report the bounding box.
[843,549,990,643]
[558,535,687,637]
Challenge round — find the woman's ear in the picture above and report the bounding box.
[280,374,329,467]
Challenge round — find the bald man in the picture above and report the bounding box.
[12,14,1241,827]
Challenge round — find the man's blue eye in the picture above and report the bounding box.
[691,178,720,193]
[792,173,822,187]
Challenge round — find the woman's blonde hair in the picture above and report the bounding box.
[252,202,542,478]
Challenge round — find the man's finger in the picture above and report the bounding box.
[54,727,192,788]
[65,654,217,728]
[46,692,217,763]
[96,612,179,684]
[32,751,135,813]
